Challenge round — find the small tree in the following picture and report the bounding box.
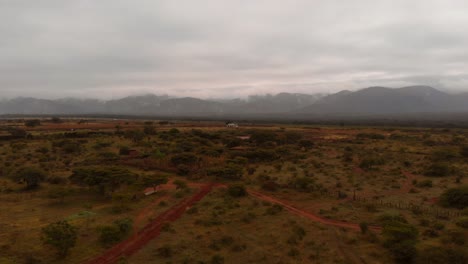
[10,166,46,189]
[359,222,369,234]
[47,187,71,204]
[227,184,247,197]
[25,119,41,127]
[99,218,133,247]
[69,167,137,196]
[142,175,168,190]
[439,186,468,209]
[143,124,156,135]
[41,221,77,257]
[382,219,419,263]
[7,127,28,138]
[425,162,453,177]
[461,146,468,158]
[51,117,63,123]
[298,140,314,150]
[173,179,188,190]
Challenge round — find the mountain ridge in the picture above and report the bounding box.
[1,86,467,116]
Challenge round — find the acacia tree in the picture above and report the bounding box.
[142,175,168,190]
[10,166,46,189]
[69,167,137,196]
[41,221,77,257]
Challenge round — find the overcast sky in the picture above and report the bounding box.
[1,0,468,99]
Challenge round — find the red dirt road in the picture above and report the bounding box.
[248,190,382,232]
[86,183,381,263]
[86,183,215,264]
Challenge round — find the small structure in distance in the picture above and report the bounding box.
[225,122,239,128]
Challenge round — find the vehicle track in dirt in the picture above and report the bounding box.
[248,190,382,232]
[86,183,381,263]
[86,183,215,264]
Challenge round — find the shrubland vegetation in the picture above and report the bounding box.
[0,118,466,263]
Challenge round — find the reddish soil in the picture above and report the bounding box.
[87,182,380,263]
[400,171,417,193]
[248,190,381,232]
[427,197,439,205]
[86,183,215,264]
[133,196,168,232]
[343,169,417,202]
[353,166,365,174]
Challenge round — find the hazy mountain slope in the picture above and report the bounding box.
[240,93,323,113]
[0,98,84,114]
[0,87,467,116]
[157,97,225,115]
[105,95,170,114]
[298,86,468,114]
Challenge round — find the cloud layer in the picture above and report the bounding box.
[1,0,468,99]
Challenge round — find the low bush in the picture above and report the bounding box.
[227,184,247,197]
[439,186,468,209]
[455,217,468,229]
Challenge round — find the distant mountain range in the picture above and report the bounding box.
[1,86,468,117]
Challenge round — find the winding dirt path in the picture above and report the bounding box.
[86,183,215,264]
[86,183,381,263]
[248,190,381,232]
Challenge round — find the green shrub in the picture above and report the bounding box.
[41,221,77,257]
[156,245,172,258]
[432,148,459,161]
[417,246,467,264]
[99,218,133,247]
[207,164,243,180]
[265,204,283,215]
[425,162,454,177]
[9,166,47,189]
[171,153,198,166]
[387,240,417,263]
[356,133,386,140]
[359,222,369,234]
[382,217,419,263]
[359,157,385,170]
[227,184,247,197]
[461,146,468,158]
[455,217,468,229]
[439,186,468,209]
[416,179,433,188]
[119,146,130,155]
[290,177,316,192]
[210,254,224,264]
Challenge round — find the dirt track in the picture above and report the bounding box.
[248,190,381,232]
[86,183,381,263]
[86,183,215,264]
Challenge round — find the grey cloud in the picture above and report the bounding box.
[1,0,468,99]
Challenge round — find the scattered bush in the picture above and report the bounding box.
[265,204,283,215]
[9,166,47,189]
[359,222,369,234]
[227,184,247,197]
[455,217,468,229]
[439,186,468,209]
[425,162,454,177]
[156,245,172,258]
[416,179,433,188]
[69,166,137,196]
[171,153,198,166]
[356,133,386,140]
[99,218,133,247]
[207,164,243,180]
[359,157,385,170]
[382,220,419,263]
[461,146,468,158]
[41,221,77,257]
[417,246,467,264]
